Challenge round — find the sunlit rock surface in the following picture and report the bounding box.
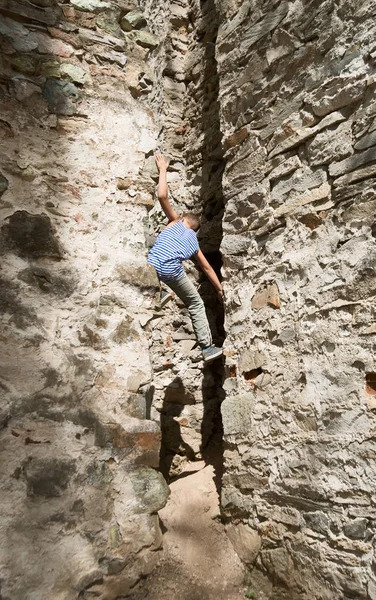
[1,0,376,599]
[217,1,376,598]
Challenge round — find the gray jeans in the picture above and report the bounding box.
[165,274,212,348]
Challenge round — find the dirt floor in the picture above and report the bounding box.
[128,461,247,600]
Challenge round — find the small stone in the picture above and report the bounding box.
[268,111,345,158]
[0,2,61,25]
[127,372,151,393]
[96,10,123,37]
[138,74,153,94]
[172,332,195,341]
[332,163,376,188]
[11,54,38,75]
[226,524,261,565]
[60,63,90,84]
[94,48,127,67]
[70,0,111,12]
[47,26,83,50]
[141,156,158,179]
[251,284,280,309]
[5,162,35,181]
[117,262,159,289]
[298,213,324,230]
[221,393,254,435]
[253,372,272,389]
[238,349,264,373]
[306,121,353,166]
[309,78,365,117]
[223,127,249,151]
[303,511,329,534]
[120,10,146,32]
[0,175,9,196]
[178,339,196,354]
[40,60,61,78]
[35,32,74,57]
[112,316,139,344]
[221,233,251,256]
[271,166,327,201]
[79,28,126,50]
[268,155,302,181]
[344,518,368,539]
[329,145,376,177]
[132,30,159,50]
[260,548,296,588]
[170,3,189,26]
[275,181,332,217]
[129,467,170,513]
[105,422,160,467]
[354,129,376,150]
[43,80,80,115]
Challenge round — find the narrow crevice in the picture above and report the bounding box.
[193,0,226,497]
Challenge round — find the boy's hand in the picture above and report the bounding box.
[217,289,223,304]
[155,153,169,172]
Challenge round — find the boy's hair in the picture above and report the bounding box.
[183,212,200,231]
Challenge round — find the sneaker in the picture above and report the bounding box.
[202,345,223,363]
[160,290,174,307]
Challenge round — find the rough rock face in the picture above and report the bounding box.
[217,1,376,598]
[1,0,376,599]
[0,1,170,598]
[0,0,225,598]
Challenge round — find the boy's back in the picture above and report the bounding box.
[148,220,199,282]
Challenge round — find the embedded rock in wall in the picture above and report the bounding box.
[217,0,376,598]
[0,1,169,598]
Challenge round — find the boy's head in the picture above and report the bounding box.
[182,212,200,232]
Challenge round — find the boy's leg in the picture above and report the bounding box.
[165,274,212,348]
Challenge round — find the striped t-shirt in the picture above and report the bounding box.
[148,220,199,282]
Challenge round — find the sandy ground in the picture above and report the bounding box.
[128,461,247,600]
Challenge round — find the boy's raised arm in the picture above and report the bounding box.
[155,153,179,222]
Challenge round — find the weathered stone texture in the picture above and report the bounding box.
[2,0,376,598]
[217,0,376,598]
[0,1,168,598]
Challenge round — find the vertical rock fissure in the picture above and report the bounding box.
[191,0,226,493]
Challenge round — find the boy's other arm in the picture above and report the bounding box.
[155,153,179,222]
[195,250,223,301]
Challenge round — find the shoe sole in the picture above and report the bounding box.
[203,350,223,363]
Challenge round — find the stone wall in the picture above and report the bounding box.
[1,0,376,598]
[0,2,170,598]
[0,0,227,597]
[217,1,376,598]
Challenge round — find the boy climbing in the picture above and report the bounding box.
[148,154,223,363]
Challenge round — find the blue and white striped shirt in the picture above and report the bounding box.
[148,220,199,282]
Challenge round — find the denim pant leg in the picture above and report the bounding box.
[165,274,212,348]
